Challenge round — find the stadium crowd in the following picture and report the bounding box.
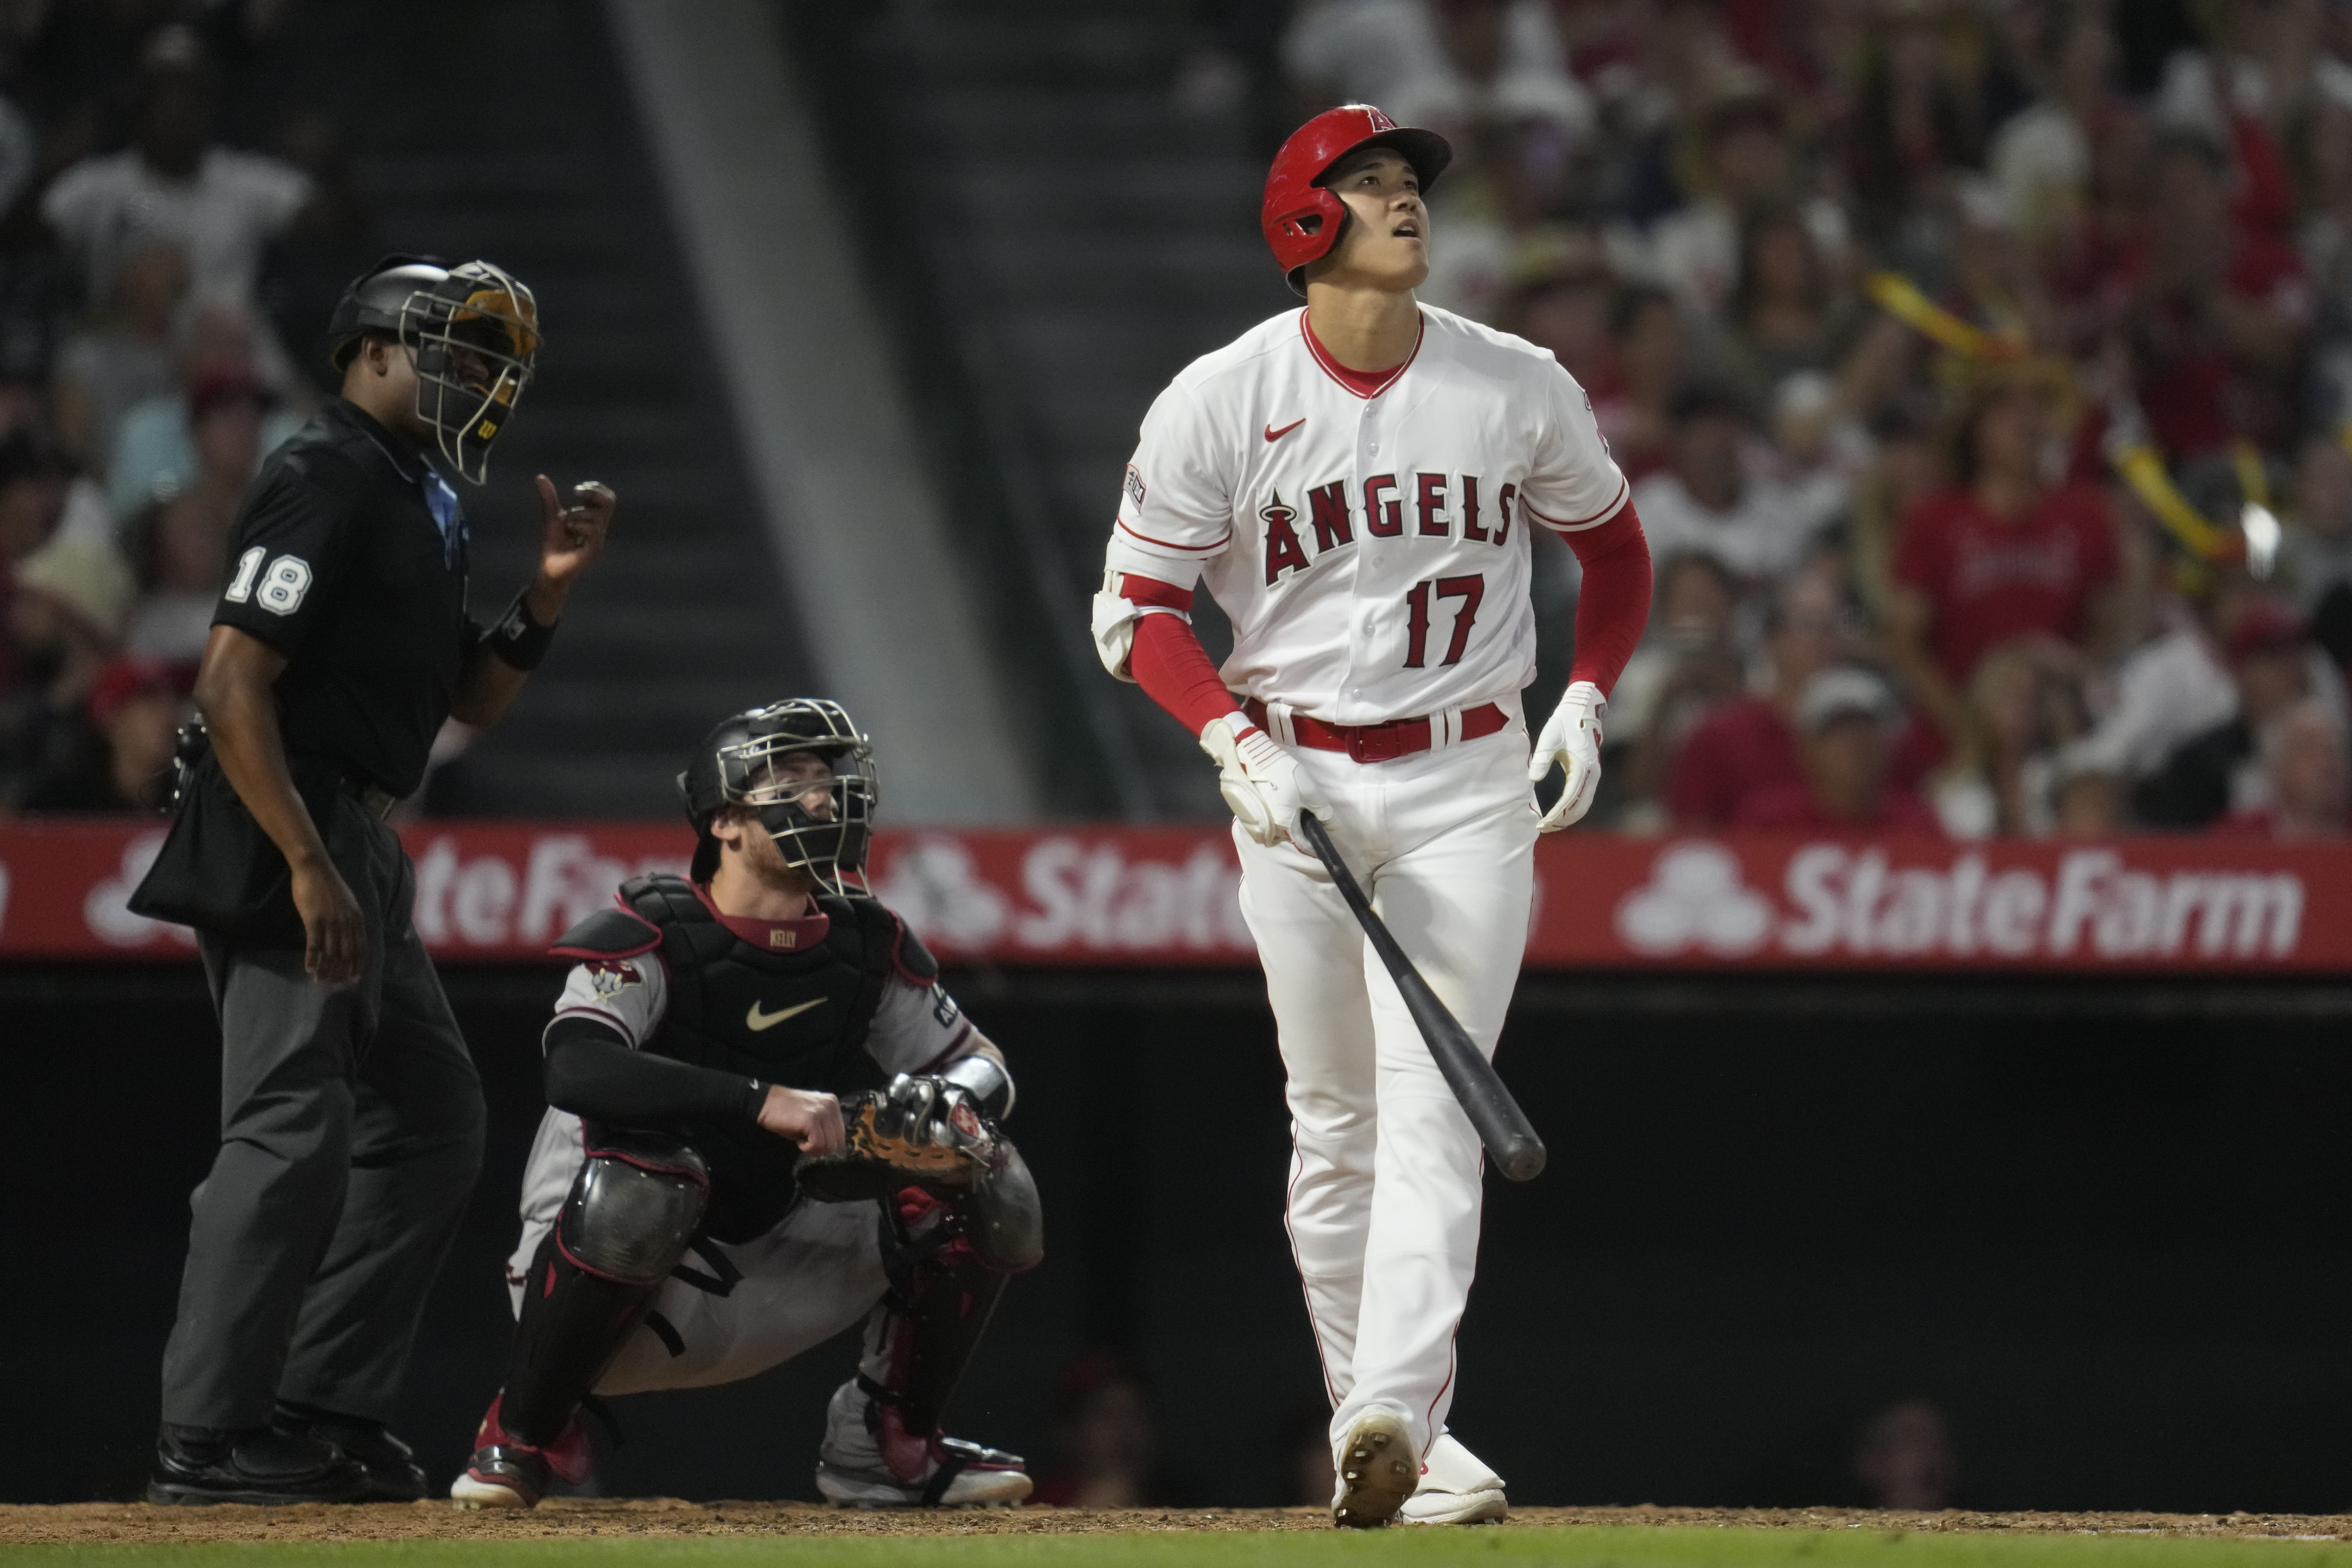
[0,3,366,818]
[1263,0,2352,838]
[2,0,2349,842]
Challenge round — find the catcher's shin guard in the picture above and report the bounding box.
[499,1128,708,1444]
[868,1186,1024,1446]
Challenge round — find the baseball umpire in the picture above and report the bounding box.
[450,698,1040,1510]
[131,255,615,1505]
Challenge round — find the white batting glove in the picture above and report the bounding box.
[1529,681,1605,832]
[1200,713,1329,847]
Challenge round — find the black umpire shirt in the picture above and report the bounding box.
[210,397,486,800]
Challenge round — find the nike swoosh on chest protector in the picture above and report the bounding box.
[746,996,827,1031]
[1265,418,1306,442]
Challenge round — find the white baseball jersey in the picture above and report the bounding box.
[1103,305,1627,727]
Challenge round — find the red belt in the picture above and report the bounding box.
[1242,698,1508,764]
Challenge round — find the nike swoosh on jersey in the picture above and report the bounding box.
[1264,418,1306,442]
[746,997,827,1031]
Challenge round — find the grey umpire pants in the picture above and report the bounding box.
[161,799,485,1430]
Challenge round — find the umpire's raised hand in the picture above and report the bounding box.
[530,476,615,607]
[446,477,618,733]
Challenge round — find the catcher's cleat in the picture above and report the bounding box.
[448,1393,593,1510]
[1399,1433,1509,1526]
[814,1378,1030,1508]
[1331,1409,1417,1528]
[146,1422,368,1506]
[271,1402,427,1502]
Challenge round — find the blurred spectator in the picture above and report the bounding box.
[1843,391,1947,624]
[1667,570,1848,827]
[1502,227,1614,385]
[16,652,183,812]
[1,530,135,807]
[49,234,184,471]
[40,27,310,316]
[1887,368,2124,743]
[2133,597,2326,827]
[1634,381,1826,592]
[1732,665,1942,831]
[1706,206,1866,408]
[1855,1397,1957,1511]
[1988,12,2116,243]
[0,424,67,565]
[2065,572,2261,791]
[1175,0,1299,156]
[1028,1352,1167,1509]
[1942,177,2061,357]
[118,368,262,665]
[1926,637,2091,837]
[1636,75,1843,321]
[1768,369,1867,540]
[256,109,375,366]
[1284,0,1589,149]
[1589,284,1688,481]
[2120,132,2309,462]
[1284,0,1457,127]
[1610,549,1745,826]
[1294,0,1594,317]
[2281,433,2352,668]
[1844,5,1984,268]
[2213,697,2351,838]
[106,307,299,522]
[2052,752,2128,836]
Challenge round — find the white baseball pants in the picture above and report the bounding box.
[1233,722,1538,1462]
[506,1110,887,1392]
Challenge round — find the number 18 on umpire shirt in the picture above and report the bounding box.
[212,395,489,800]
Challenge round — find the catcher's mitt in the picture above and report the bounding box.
[796,1073,1002,1203]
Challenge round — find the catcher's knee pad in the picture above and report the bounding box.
[500,1130,707,1448]
[959,1139,1043,1274]
[558,1127,709,1285]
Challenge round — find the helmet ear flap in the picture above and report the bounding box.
[1275,188,1349,295]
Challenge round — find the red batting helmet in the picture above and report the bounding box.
[1262,105,1452,295]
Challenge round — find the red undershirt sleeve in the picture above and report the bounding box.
[1121,573,1237,736]
[1562,502,1653,696]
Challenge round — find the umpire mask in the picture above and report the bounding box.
[680,699,879,895]
[398,260,541,485]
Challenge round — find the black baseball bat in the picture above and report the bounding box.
[1293,813,1546,1183]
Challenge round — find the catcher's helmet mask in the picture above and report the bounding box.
[326,254,541,486]
[680,699,878,894]
[1262,104,1452,296]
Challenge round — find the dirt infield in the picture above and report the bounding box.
[3,1501,2350,1546]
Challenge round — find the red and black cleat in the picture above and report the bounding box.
[448,1393,593,1510]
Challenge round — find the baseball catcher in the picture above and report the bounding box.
[451,700,1041,1509]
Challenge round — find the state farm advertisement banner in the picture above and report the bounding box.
[0,820,2343,972]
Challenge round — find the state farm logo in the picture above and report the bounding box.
[411,835,689,949]
[873,834,1253,957]
[1615,841,2306,964]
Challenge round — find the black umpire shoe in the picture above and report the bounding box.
[271,1402,429,1502]
[147,1422,369,1506]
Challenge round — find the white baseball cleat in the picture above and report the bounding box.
[812,1379,1031,1508]
[1400,1433,1508,1525]
[1331,1409,1418,1527]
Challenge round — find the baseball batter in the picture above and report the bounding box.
[1090,105,1652,1526]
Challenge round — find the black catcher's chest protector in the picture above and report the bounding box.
[618,873,901,1240]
